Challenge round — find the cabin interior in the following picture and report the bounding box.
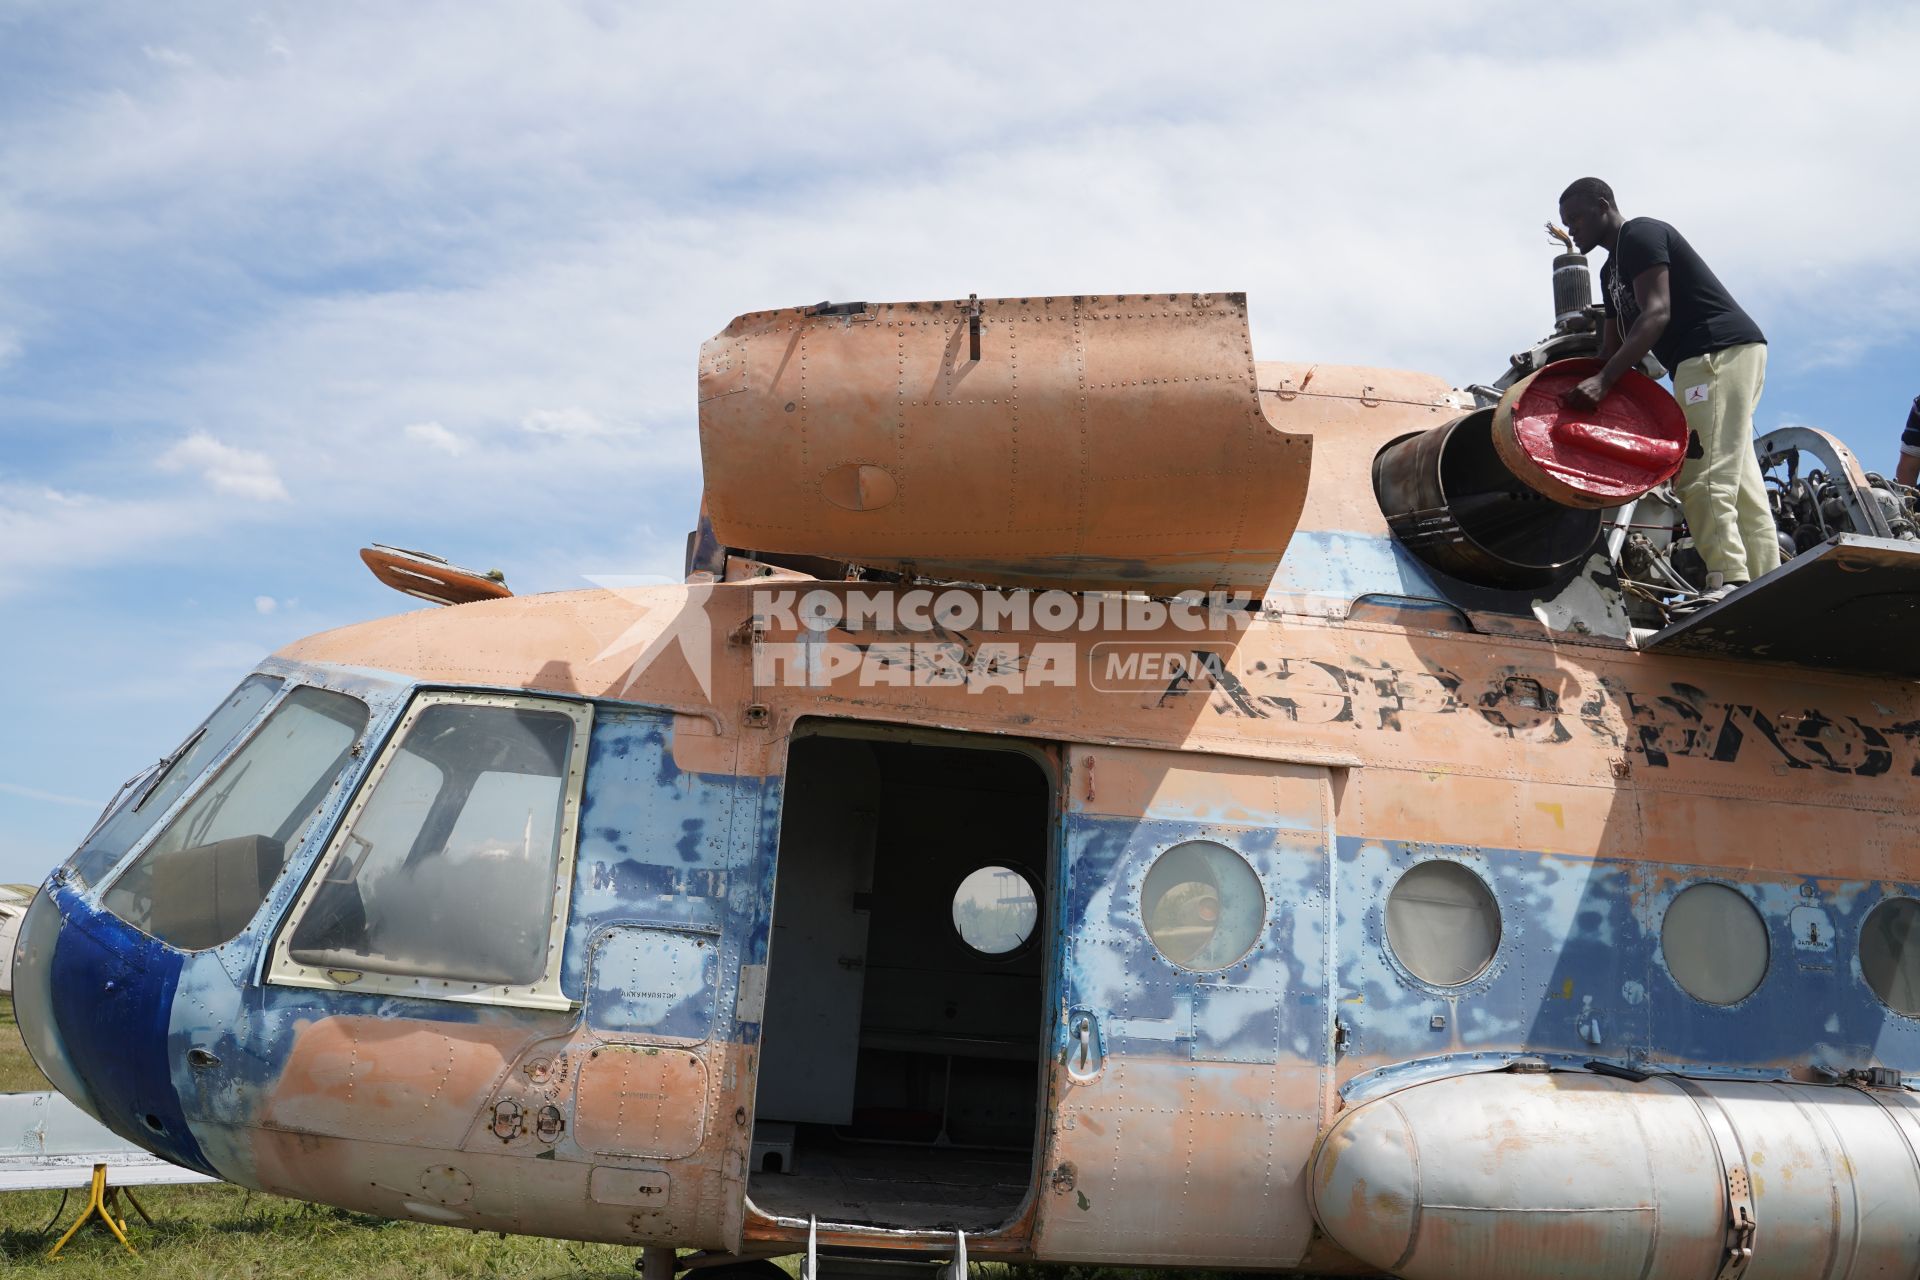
[750,726,1053,1232]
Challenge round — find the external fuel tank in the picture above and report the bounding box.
[1310,1068,1920,1280]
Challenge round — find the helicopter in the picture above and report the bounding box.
[13,264,1920,1280]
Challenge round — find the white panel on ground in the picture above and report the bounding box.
[0,1091,220,1191]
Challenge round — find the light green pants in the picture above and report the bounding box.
[1672,342,1780,587]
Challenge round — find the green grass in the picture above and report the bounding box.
[0,1186,653,1277]
[0,996,53,1093]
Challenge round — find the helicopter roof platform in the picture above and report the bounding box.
[1642,534,1920,678]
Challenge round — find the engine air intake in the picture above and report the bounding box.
[1373,408,1601,590]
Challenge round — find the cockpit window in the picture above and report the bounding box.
[275,692,589,1003]
[100,686,369,951]
[68,674,284,886]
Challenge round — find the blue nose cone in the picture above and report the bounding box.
[12,875,215,1176]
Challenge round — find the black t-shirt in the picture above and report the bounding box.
[1600,217,1765,371]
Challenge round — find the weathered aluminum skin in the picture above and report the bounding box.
[699,293,1312,592]
[15,319,1920,1277]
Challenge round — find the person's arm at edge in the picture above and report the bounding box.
[1897,396,1920,487]
[1566,264,1670,410]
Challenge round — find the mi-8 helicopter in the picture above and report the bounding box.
[14,257,1920,1280]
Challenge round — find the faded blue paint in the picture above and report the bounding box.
[1058,810,1328,1067]
[169,955,525,1184]
[1334,837,1920,1076]
[728,774,782,1048]
[159,663,414,1183]
[36,641,1920,1263]
[1272,529,1450,606]
[22,660,420,1184]
[150,683,778,1187]
[17,660,559,1187]
[585,926,720,1039]
[12,655,760,1229]
[565,712,736,995]
[563,707,776,1051]
[1268,528,1602,627]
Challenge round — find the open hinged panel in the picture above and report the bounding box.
[698,293,1311,593]
[1641,535,1920,677]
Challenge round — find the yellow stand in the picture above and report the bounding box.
[47,1162,152,1259]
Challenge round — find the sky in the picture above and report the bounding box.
[2,2,1917,883]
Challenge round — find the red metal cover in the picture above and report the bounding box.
[1491,357,1687,509]
[359,545,512,607]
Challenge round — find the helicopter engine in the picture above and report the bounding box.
[1771,464,1919,553]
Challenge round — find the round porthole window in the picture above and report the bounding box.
[1860,898,1920,1015]
[1662,882,1768,1005]
[952,865,1039,955]
[1386,860,1501,986]
[1141,840,1265,971]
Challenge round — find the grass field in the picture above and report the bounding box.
[0,997,52,1093]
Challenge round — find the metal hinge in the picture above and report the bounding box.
[1671,1077,1759,1280]
[1723,1190,1756,1279]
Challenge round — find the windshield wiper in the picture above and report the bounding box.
[80,765,157,846]
[132,727,208,813]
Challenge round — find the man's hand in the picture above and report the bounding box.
[1565,261,1667,415]
[1564,373,1612,412]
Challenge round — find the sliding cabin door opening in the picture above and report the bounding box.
[750,726,1054,1233]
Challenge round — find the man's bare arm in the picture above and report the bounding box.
[1566,265,1670,410]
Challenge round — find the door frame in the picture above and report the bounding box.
[743,715,1064,1240]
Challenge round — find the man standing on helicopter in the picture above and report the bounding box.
[1556,177,1778,601]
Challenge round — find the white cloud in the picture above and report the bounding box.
[521,407,611,439]
[156,433,289,502]
[0,1,1917,602]
[0,483,220,599]
[0,781,97,810]
[403,420,468,456]
[253,594,277,614]
[0,2,1915,882]
[19,5,1905,438]
[140,44,194,71]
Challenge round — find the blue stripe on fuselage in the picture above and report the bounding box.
[1334,836,1920,1073]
